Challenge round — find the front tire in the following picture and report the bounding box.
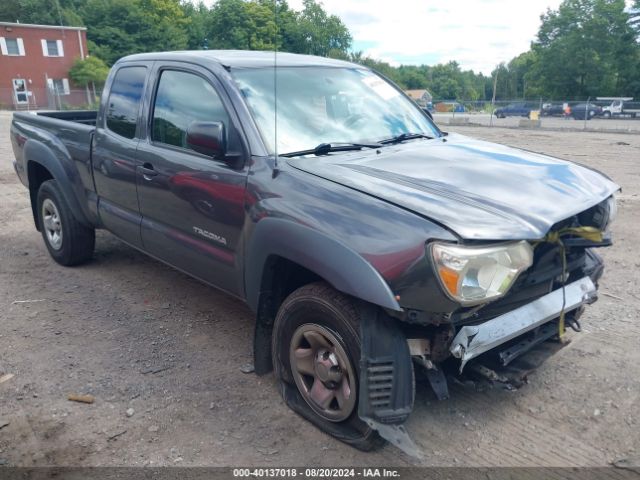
[272,282,384,451]
[37,180,95,266]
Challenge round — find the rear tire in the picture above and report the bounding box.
[272,282,384,451]
[37,180,95,266]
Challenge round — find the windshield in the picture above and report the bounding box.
[231,66,440,155]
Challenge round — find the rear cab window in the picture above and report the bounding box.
[106,66,147,139]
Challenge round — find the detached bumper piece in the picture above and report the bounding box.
[450,276,597,372]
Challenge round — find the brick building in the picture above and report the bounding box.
[0,22,90,110]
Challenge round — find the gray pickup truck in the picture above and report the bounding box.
[10,50,619,451]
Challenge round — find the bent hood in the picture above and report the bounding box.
[287,133,619,240]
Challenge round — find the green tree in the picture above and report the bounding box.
[206,0,277,51]
[0,0,84,25]
[69,56,110,86]
[630,0,640,32]
[291,0,351,56]
[80,0,190,65]
[530,0,638,98]
[181,1,210,50]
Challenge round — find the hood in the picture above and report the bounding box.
[287,133,619,240]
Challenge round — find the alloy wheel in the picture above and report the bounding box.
[42,198,63,250]
[289,323,357,422]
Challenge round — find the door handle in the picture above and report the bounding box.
[140,163,158,180]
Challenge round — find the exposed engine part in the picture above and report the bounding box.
[468,364,519,390]
[497,321,559,367]
[406,338,430,358]
[566,316,582,332]
[429,326,455,363]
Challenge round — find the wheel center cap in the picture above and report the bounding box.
[314,349,342,385]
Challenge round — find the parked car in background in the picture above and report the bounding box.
[541,103,565,117]
[493,102,534,118]
[600,98,640,118]
[570,102,602,120]
[435,101,465,113]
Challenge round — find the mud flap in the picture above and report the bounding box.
[358,307,422,458]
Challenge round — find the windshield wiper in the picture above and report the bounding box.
[379,132,434,144]
[280,142,382,158]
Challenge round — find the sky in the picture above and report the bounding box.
[288,0,565,74]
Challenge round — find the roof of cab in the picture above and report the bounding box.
[119,50,362,69]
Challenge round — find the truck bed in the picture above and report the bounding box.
[11,110,97,194]
[33,110,98,126]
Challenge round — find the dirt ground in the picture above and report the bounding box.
[0,111,639,467]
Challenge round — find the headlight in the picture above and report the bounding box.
[430,241,534,306]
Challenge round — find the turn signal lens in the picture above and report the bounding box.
[438,267,460,296]
[431,241,534,306]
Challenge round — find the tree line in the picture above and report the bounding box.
[1,0,639,100]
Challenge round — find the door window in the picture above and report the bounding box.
[151,70,229,152]
[106,67,146,139]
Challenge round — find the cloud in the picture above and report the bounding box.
[288,0,565,74]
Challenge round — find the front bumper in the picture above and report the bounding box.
[450,276,597,372]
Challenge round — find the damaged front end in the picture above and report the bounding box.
[357,195,617,454]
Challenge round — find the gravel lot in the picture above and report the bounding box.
[0,111,639,467]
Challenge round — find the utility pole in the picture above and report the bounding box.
[490,70,498,127]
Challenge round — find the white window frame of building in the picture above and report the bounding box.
[47,78,70,96]
[41,39,65,57]
[12,79,29,104]
[0,37,26,56]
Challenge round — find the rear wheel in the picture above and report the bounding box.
[272,282,383,451]
[37,180,95,266]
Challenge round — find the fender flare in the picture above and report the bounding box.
[245,217,401,313]
[24,139,94,229]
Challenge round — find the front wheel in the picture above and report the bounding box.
[37,180,95,266]
[272,282,383,451]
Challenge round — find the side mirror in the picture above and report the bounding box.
[186,121,226,159]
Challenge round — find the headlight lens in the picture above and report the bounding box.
[430,241,534,306]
